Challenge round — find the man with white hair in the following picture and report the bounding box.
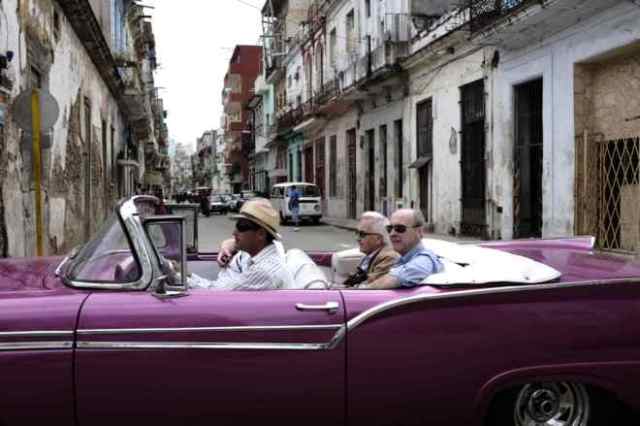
[363,208,442,290]
[343,211,400,287]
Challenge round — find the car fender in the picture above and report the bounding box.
[474,361,640,419]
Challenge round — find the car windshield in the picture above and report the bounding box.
[65,213,141,283]
[300,186,320,197]
[211,196,223,202]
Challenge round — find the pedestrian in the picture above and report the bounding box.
[288,185,301,232]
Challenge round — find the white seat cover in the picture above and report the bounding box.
[284,249,329,289]
[330,247,364,285]
[421,238,561,286]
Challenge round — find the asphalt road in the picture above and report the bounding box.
[198,212,358,253]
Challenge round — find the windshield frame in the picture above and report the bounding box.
[60,196,156,290]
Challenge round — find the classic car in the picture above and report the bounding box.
[2,195,640,426]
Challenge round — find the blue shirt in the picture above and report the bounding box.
[388,242,442,288]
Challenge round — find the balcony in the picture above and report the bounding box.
[276,107,304,132]
[467,0,622,48]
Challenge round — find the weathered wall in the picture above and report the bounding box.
[493,2,640,240]
[1,0,126,257]
[406,47,489,235]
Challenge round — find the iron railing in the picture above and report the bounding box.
[468,0,538,33]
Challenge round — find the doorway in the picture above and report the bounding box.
[513,78,543,238]
[346,128,357,219]
[304,145,314,183]
[366,129,375,211]
[460,80,487,237]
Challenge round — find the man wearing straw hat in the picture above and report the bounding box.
[191,198,291,290]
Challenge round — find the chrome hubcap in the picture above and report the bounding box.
[514,382,590,426]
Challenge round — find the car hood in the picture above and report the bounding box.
[0,256,67,291]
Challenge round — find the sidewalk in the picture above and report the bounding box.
[322,216,483,244]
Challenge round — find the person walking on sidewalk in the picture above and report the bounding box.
[288,185,301,231]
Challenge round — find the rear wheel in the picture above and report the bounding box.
[486,382,634,426]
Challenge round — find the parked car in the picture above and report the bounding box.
[271,182,322,225]
[227,193,242,212]
[208,194,228,215]
[2,195,640,425]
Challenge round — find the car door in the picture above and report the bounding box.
[75,288,346,425]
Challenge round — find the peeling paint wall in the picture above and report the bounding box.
[406,47,489,235]
[0,0,127,257]
[493,2,640,240]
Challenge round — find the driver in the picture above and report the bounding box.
[192,199,291,290]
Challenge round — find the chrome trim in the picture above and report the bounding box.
[54,255,71,277]
[77,324,342,335]
[77,341,329,351]
[343,279,637,337]
[0,330,73,338]
[295,301,339,313]
[66,197,154,291]
[0,341,73,351]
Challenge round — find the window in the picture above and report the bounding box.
[346,10,355,54]
[329,135,337,197]
[394,119,403,198]
[288,75,292,87]
[416,98,433,158]
[329,29,337,67]
[110,126,116,182]
[365,0,371,17]
[380,125,387,198]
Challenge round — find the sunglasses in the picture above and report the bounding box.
[235,219,261,233]
[355,230,379,240]
[385,224,420,234]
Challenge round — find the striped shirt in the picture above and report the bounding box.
[211,243,291,291]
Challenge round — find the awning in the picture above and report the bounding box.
[270,168,288,178]
[408,155,432,169]
[293,118,316,133]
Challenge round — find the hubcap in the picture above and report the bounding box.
[514,382,590,426]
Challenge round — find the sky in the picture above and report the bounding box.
[152,0,264,152]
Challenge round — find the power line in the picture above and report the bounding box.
[233,0,261,10]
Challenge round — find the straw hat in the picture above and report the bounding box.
[231,198,282,240]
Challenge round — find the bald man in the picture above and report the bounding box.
[363,209,442,290]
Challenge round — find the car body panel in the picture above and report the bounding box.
[75,289,346,425]
[0,268,88,426]
[341,281,640,425]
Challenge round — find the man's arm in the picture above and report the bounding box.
[217,238,237,267]
[365,274,401,289]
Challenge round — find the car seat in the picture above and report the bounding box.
[284,249,330,289]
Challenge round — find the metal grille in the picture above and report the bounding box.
[597,137,640,252]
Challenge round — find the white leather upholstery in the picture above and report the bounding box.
[330,247,364,285]
[284,249,330,289]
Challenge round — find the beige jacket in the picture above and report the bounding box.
[366,246,401,283]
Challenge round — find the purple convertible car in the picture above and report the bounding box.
[2,195,640,426]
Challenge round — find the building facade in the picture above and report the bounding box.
[0,0,167,257]
[222,45,263,193]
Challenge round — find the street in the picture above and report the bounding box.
[198,212,358,252]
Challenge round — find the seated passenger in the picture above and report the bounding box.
[361,209,443,290]
[193,199,289,290]
[343,212,400,287]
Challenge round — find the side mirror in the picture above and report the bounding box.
[143,215,189,299]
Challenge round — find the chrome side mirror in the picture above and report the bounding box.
[143,215,189,299]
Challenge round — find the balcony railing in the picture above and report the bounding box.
[468,0,536,33]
